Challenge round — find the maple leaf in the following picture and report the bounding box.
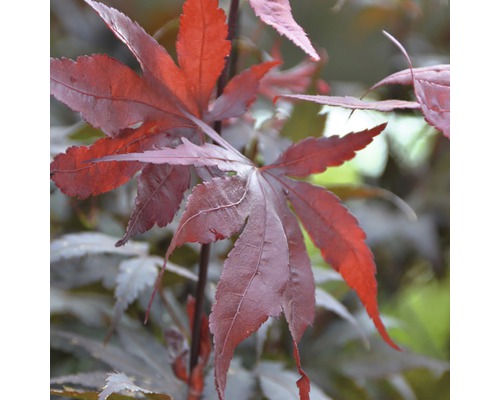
[248,0,320,61]
[280,31,450,137]
[50,0,277,245]
[96,118,399,400]
[368,64,450,137]
[259,44,330,100]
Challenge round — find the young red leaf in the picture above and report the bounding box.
[50,122,171,199]
[116,164,191,247]
[265,123,387,177]
[248,0,319,61]
[206,61,281,122]
[176,0,231,114]
[259,47,330,100]
[280,178,400,351]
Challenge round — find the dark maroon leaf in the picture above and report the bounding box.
[116,164,191,247]
[50,55,186,137]
[95,122,396,399]
[209,172,290,399]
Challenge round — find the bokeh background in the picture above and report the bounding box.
[50,0,450,399]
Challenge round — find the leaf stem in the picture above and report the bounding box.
[189,242,211,372]
[188,0,240,382]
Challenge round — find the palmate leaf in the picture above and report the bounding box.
[50,0,277,245]
[248,0,319,61]
[280,32,450,137]
[97,121,399,400]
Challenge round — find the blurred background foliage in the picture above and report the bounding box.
[50,0,449,399]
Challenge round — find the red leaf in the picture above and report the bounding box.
[248,0,319,60]
[83,0,193,113]
[369,32,450,137]
[186,296,212,399]
[206,61,281,122]
[370,65,450,137]
[292,340,311,400]
[177,0,231,114]
[266,176,315,343]
[265,123,387,177]
[50,55,186,137]
[209,172,290,399]
[259,47,330,100]
[50,122,170,198]
[96,137,251,173]
[98,121,397,399]
[169,175,253,248]
[116,164,191,247]
[281,178,400,350]
[279,94,421,112]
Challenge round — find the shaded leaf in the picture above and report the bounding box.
[257,361,332,400]
[51,371,108,391]
[337,340,449,380]
[51,232,148,263]
[99,372,173,400]
[50,388,101,400]
[51,327,184,396]
[315,287,369,348]
[204,359,256,400]
[327,184,417,222]
[51,288,112,327]
[109,257,161,334]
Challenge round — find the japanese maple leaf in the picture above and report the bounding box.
[258,44,330,100]
[50,0,278,245]
[280,31,450,137]
[248,0,320,61]
[96,116,400,400]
